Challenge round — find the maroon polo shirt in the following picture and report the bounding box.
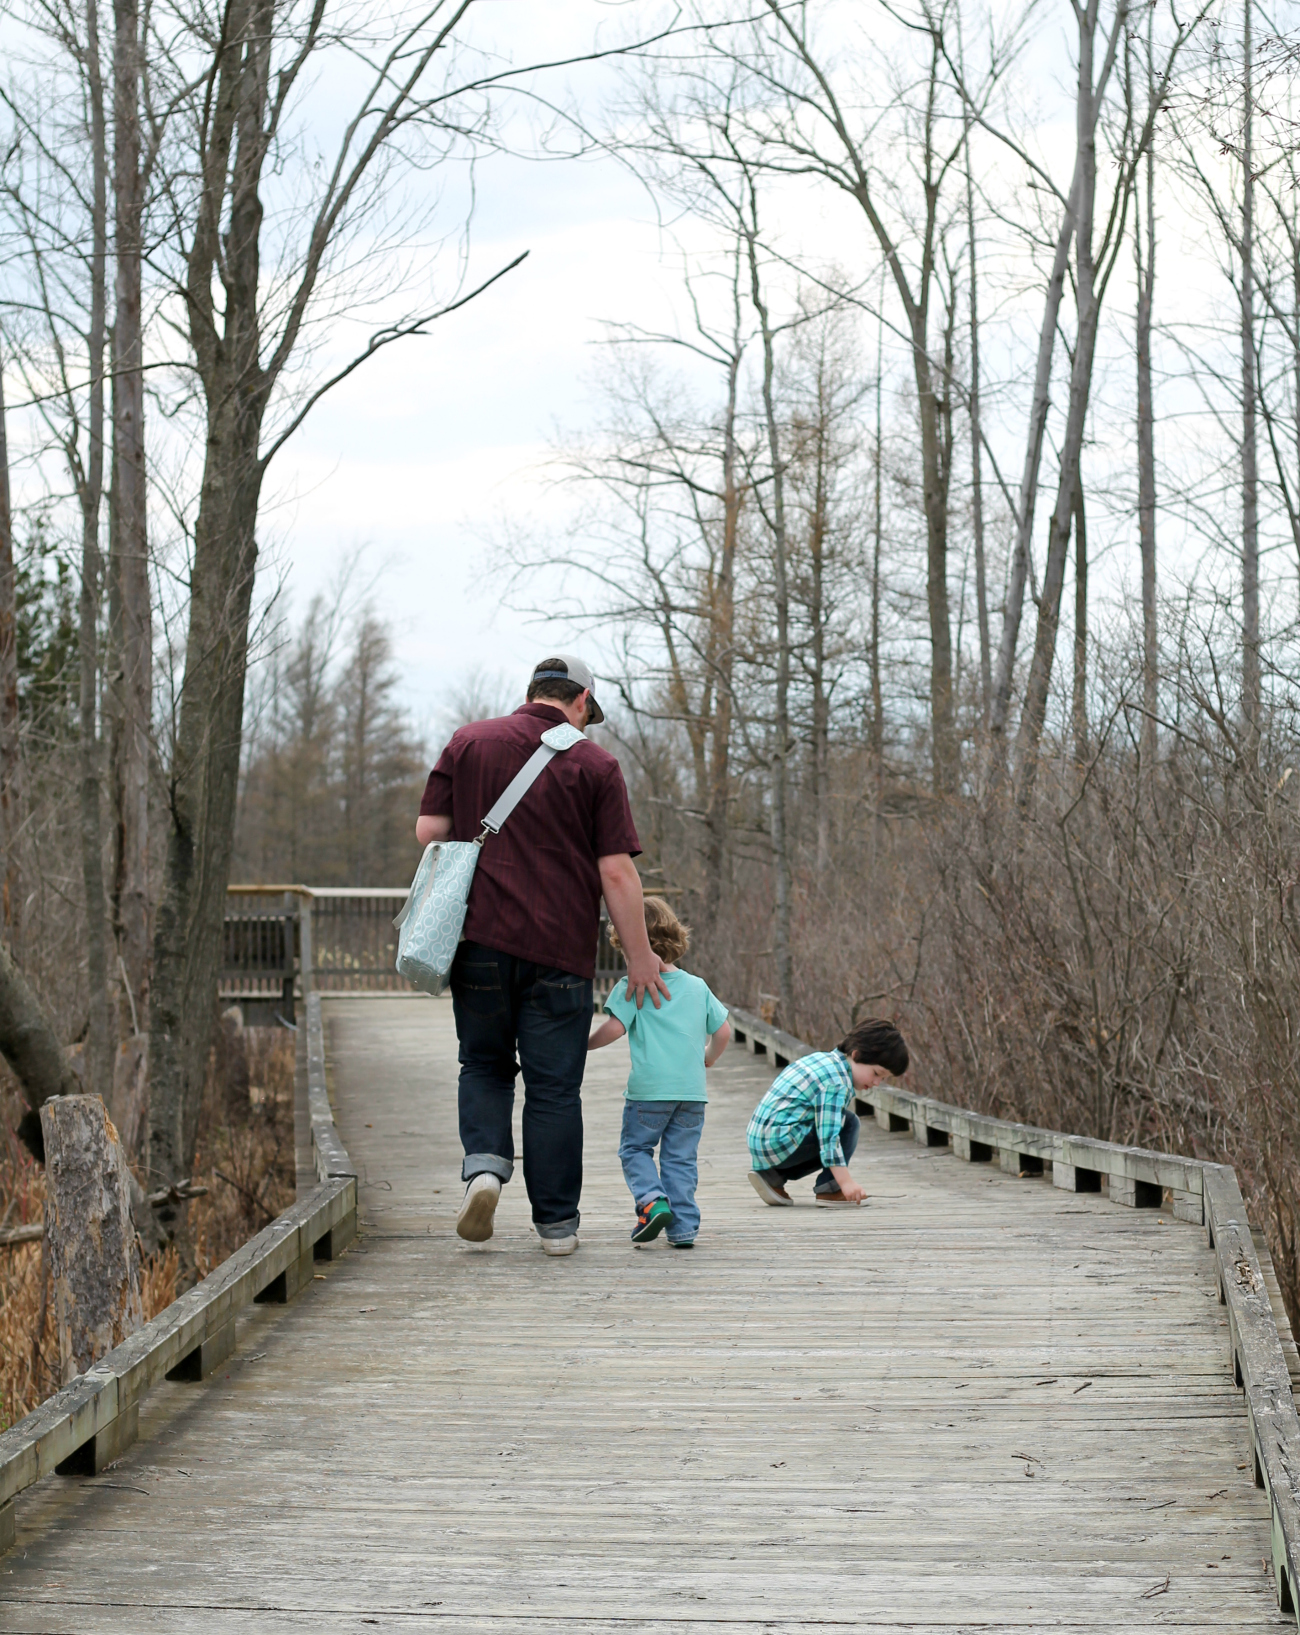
[419,702,641,979]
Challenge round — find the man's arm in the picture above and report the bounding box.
[415,814,453,845]
[598,852,671,1010]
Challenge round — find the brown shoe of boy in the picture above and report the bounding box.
[748,1170,794,1207]
[814,1188,863,1207]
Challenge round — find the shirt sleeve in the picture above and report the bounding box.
[815,1057,852,1168]
[591,760,642,859]
[418,736,457,818]
[603,982,638,1031]
[704,987,729,1035]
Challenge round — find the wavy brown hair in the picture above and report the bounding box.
[609,895,690,964]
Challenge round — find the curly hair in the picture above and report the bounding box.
[608,895,690,964]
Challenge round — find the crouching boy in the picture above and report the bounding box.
[746,1019,909,1207]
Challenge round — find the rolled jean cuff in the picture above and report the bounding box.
[535,1214,580,1239]
[463,1153,513,1184]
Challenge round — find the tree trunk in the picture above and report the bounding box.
[111,0,152,1048]
[810,416,830,877]
[148,0,274,1219]
[1,939,88,1159]
[1135,39,1158,772]
[1013,0,1122,801]
[987,185,1077,775]
[959,13,991,722]
[701,337,741,946]
[148,429,264,1215]
[79,0,114,1107]
[746,208,795,1026]
[41,1094,142,1383]
[1072,482,1088,765]
[869,291,884,767]
[1241,0,1260,745]
[0,347,21,949]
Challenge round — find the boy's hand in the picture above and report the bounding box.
[829,1165,866,1203]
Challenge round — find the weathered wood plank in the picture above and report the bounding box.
[0,996,1290,1630]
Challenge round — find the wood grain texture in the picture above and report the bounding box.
[0,995,1288,1631]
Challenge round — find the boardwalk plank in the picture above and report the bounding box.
[0,994,1288,1631]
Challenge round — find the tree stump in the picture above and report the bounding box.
[40,1095,143,1383]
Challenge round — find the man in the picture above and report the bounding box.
[415,655,669,1256]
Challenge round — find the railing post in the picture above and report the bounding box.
[298,890,313,1000]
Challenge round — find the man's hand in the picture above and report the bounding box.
[598,852,671,1010]
[829,1165,866,1203]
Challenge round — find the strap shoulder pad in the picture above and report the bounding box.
[540,724,586,752]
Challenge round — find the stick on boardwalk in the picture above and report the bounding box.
[0,995,1288,1631]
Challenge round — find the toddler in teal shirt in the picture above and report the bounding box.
[588,897,731,1247]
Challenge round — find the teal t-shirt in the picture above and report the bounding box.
[603,969,729,1102]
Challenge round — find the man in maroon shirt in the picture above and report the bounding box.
[416,656,669,1257]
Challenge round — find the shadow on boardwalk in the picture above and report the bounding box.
[0,994,1286,1632]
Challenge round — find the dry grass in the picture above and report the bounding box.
[0,1021,297,1432]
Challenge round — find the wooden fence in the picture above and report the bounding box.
[221,886,626,1018]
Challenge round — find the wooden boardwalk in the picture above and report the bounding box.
[0,994,1288,1631]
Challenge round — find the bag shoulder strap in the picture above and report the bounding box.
[480,722,585,837]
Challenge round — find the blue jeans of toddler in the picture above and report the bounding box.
[618,1100,705,1243]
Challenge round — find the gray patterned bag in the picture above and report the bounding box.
[394,723,585,994]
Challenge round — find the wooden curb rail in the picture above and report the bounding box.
[0,992,356,1556]
[728,1002,1300,1624]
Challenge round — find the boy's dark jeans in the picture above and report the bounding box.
[759,1109,860,1195]
[450,941,593,1235]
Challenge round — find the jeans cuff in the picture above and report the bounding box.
[463,1153,513,1184]
[634,1189,668,1208]
[534,1214,580,1239]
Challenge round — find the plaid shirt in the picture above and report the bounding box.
[747,1050,854,1171]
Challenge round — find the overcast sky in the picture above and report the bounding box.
[263,3,687,732]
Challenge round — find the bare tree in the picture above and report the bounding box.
[108,0,152,1048]
[0,0,116,1097]
[724,0,980,793]
[1240,0,1260,743]
[0,350,20,947]
[1011,0,1202,800]
[1132,14,1159,772]
[957,5,990,722]
[141,1,586,1216]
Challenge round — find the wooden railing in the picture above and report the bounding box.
[221,886,627,1016]
[727,1002,1300,1625]
[0,992,356,1556]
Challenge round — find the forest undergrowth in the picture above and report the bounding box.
[0,1022,296,1432]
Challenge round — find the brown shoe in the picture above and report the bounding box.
[814,1188,863,1207]
[748,1170,794,1207]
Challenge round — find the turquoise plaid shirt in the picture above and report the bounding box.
[747,1050,855,1171]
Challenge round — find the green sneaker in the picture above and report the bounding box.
[631,1197,673,1243]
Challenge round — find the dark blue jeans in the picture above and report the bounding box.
[758,1110,860,1195]
[449,942,593,1235]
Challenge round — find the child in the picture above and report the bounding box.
[588,898,731,1248]
[746,1019,909,1207]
